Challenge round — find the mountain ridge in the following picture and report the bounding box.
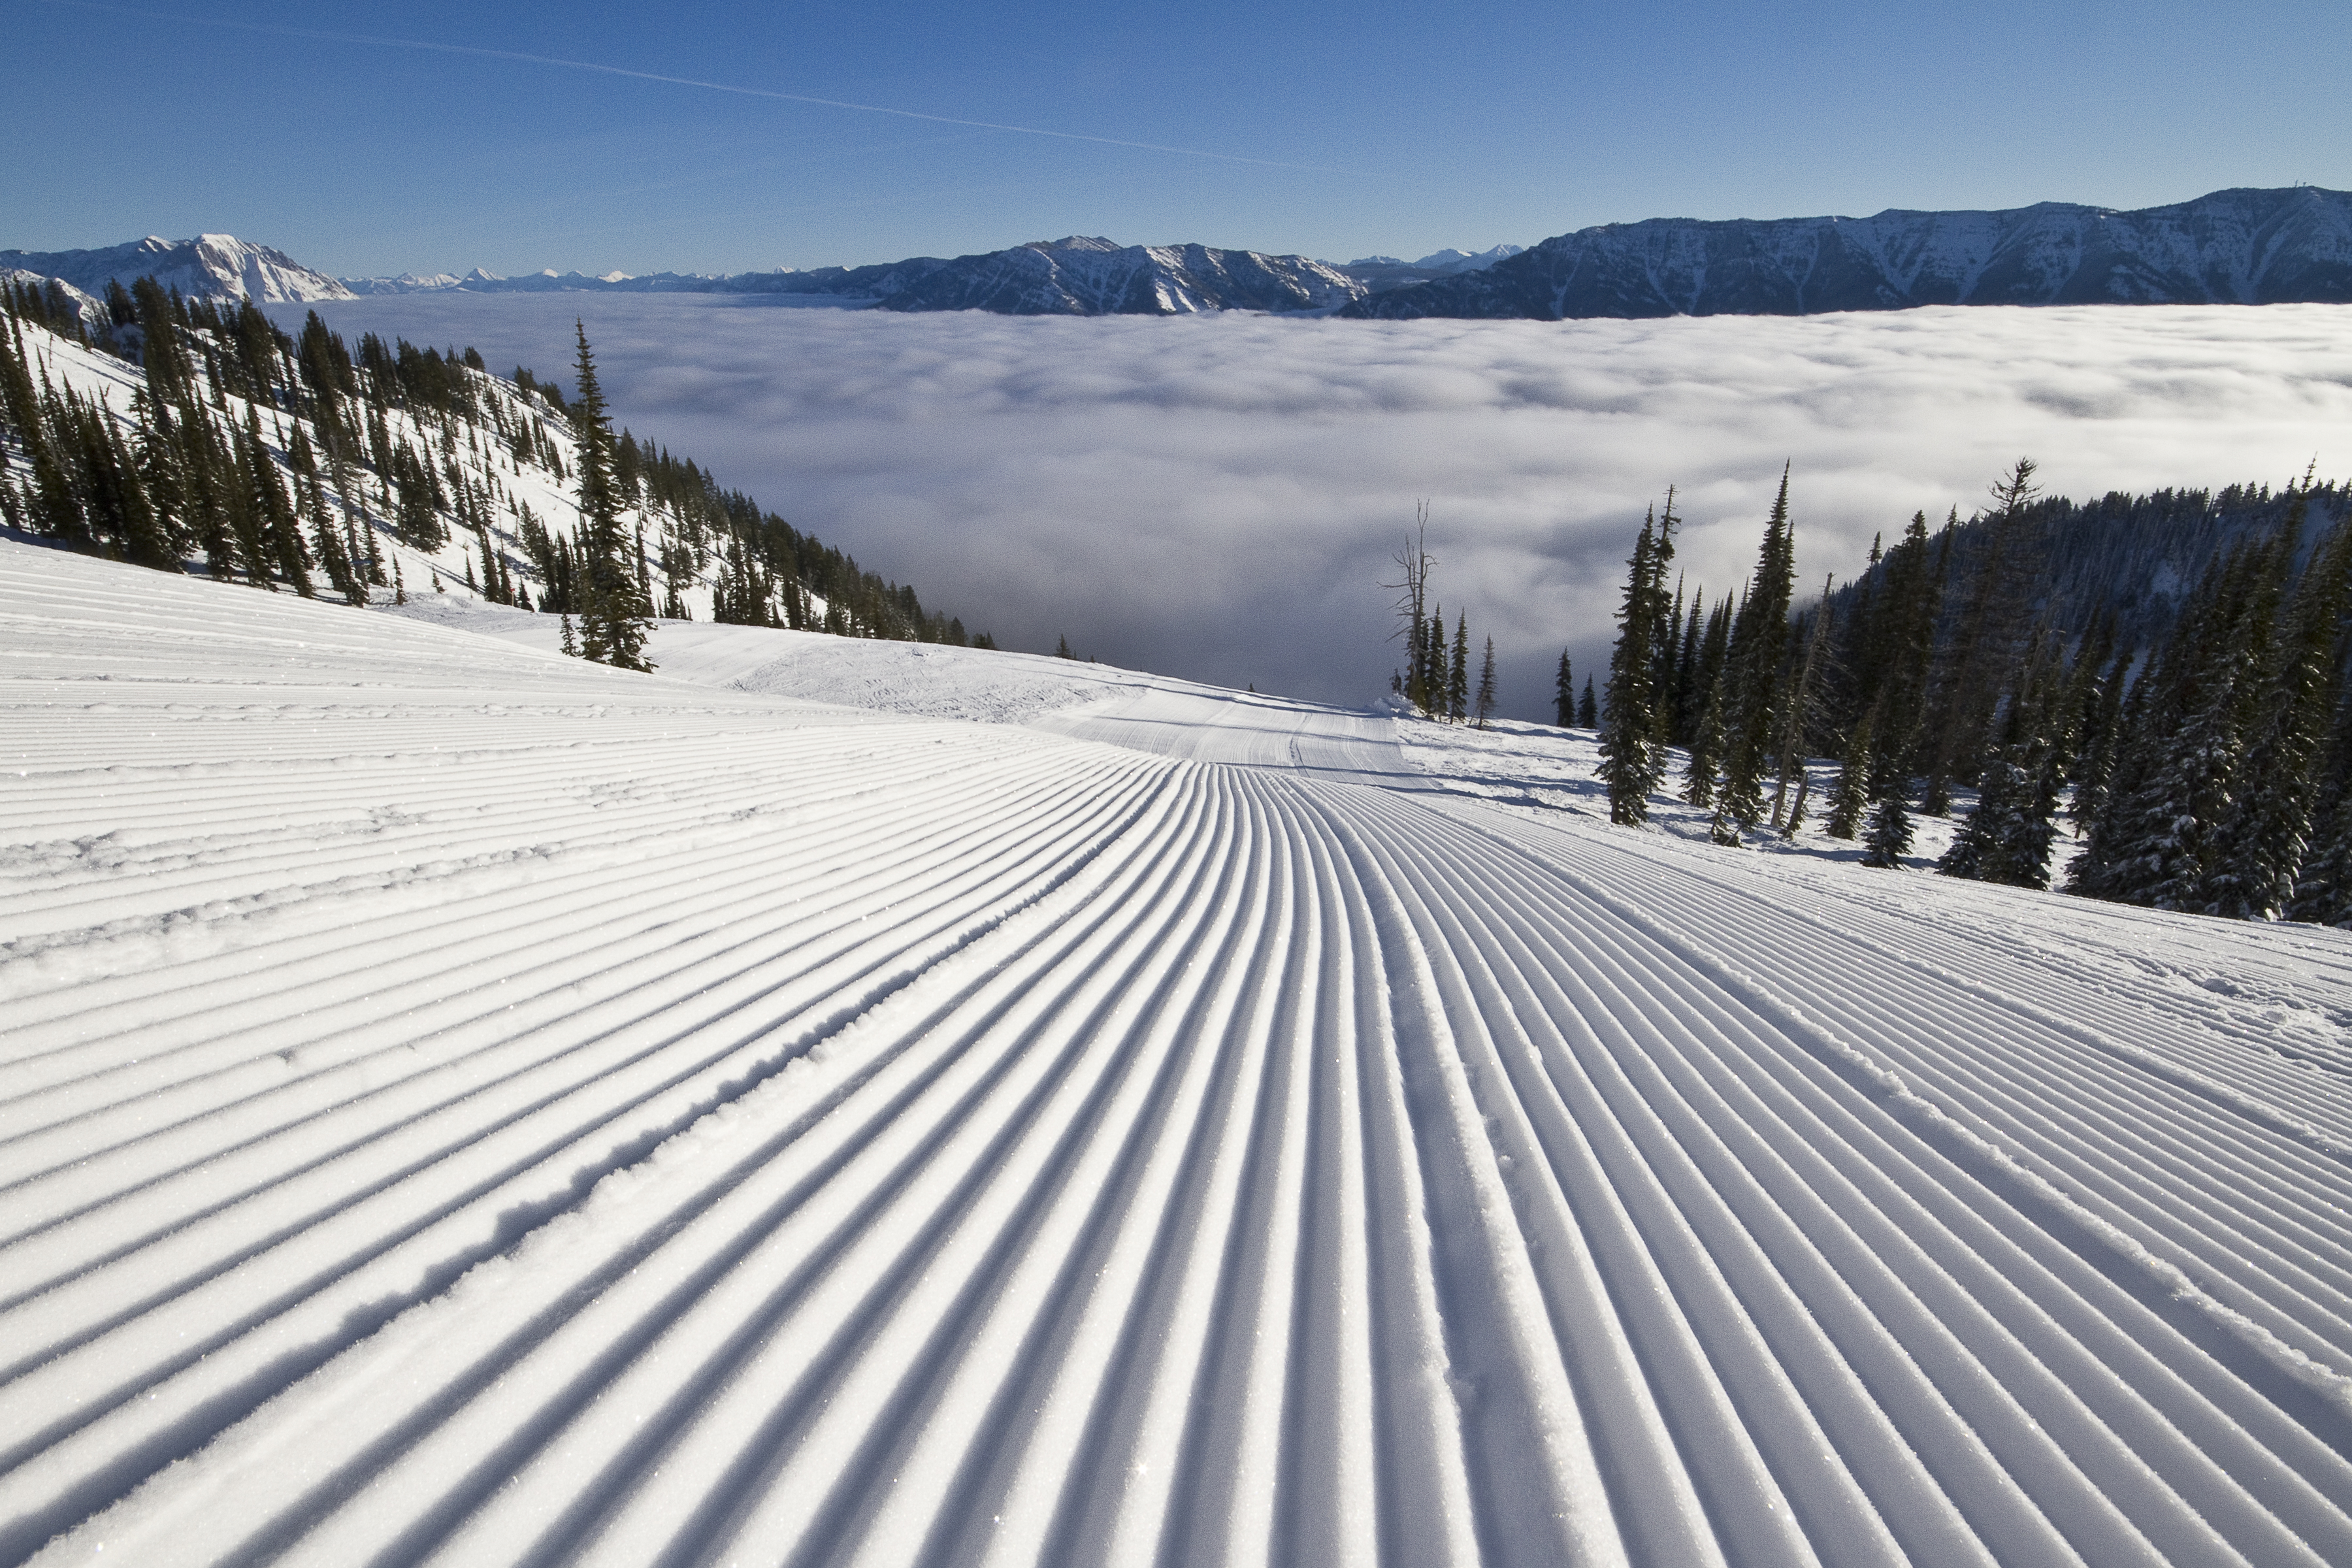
[0,234,351,304]
[1342,185,2352,319]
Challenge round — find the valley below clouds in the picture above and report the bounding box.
[272,295,2352,714]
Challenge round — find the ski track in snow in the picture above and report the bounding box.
[5,544,2352,1566]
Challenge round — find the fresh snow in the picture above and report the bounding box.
[7,544,2352,1566]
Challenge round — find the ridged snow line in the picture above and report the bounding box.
[5,543,2352,1565]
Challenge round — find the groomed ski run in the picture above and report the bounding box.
[5,540,2352,1567]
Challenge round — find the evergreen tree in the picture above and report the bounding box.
[1923,461,2042,813]
[1870,510,1943,800]
[1769,580,1834,832]
[2204,498,2352,917]
[2287,689,2352,924]
[1684,665,1727,809]
[1861,793,1914,868]
[1597,495,1678,824]
[1554,651,1575,727]
[1475,635,1497,729]
[1671,588,1707,747]
[1827,704,1874,840]
[2070,530,2279,906]
[2068,638,2134,838]
[1939,760,2014,881]
[1448,612,1470,722]
[1578,676,1597,728]
[1718,467,1797,826]
[568,324,652,670]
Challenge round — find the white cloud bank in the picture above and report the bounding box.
[274,295,2352,717]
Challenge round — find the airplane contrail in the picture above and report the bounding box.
[39,0,1348,174]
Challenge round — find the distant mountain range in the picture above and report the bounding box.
[1342,186,2352,319]
[12,188,2352,320]
[339,237,1524,314]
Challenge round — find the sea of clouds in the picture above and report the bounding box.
[272,295,2352,717]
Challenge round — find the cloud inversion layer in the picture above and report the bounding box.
[275,296,2352,717]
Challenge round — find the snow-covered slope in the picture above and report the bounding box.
[0,235,352,304]
[1347,185,2352,319]
[7,544,2352,1565]
[1,308,916,642]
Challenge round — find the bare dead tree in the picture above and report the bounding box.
[1381,500,1437,708]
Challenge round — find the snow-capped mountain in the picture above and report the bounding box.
[1332,244,1526,294]
[1411,244,1526,272]
[849,236,1365,314]
[1345,185,2352,319]
[342,236,1369,316]
[0,234,352,304]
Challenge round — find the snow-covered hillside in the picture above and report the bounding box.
[0,302,979,651]
[7,540,2352,1566]
[0,236,350,304]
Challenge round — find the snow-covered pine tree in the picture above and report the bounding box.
[2204,491,2352,917]
[2071,528,2281,906]
[568,323,652,672]
[2286,690,2352,924]
[1861,792,1913,868]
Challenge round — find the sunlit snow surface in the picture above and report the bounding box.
[7,544,2352,1567]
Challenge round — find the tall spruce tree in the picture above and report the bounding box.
[2204,495,2352,917]
[1448,612,1470,722]
[1597,495,1678,824]
[568,323,653,671]
[1718,467,1796,826]
[1475,635,1497,730]
[2287,687,2352,924]
[1554,651,1575,727]
[2070,531,2278,905]
[1769,578,1834,832]
[1923,461,2041,813]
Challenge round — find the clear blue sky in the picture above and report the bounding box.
[14,1,2352,277]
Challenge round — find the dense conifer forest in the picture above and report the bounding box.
[0,274,995,655]
[1588,457,2352,924]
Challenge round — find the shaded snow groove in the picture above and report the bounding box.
[1429,800,2352,1408]
[7,544,2352,1566]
